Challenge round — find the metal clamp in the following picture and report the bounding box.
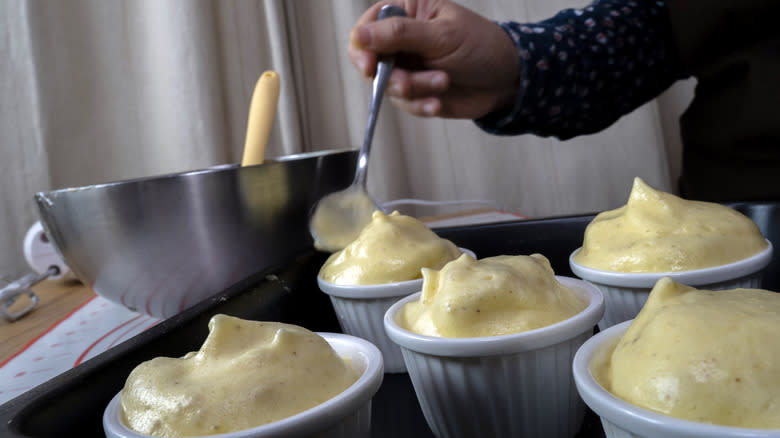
[0,266,58,321]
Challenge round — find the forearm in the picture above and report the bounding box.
[476,0,686,139]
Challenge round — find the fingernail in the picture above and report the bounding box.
[355,26,372,47]
[430,73,446,90]
[356,55,367,74]
[422,101,437,116]
[390,80,402,95]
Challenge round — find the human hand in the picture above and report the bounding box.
[348,0,521,119]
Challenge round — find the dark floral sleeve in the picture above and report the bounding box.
[475,0,685,139]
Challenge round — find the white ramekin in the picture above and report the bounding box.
[103,333,383,438]
[317,248,474,374]
[573,320,780,438]
[569,241,773,329]
[383,276,604,438]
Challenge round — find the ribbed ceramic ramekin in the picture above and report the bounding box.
[573,320,780,438]
[318,248,474,374]
[383,276,604,438]
[103,333,383,438]
[569,241,773,329]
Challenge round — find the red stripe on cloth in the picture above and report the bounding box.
[106,317,151,350]
[73,314,143,366]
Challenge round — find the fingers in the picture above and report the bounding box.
[387,69,449,98]
[384,68,450,117]
[348,44,377,78]
[349,2,452,101]
[391,86,515,120]
[389,96,443,117]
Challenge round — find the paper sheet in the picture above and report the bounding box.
[0,295,160,405]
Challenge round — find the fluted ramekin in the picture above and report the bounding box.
[103,333,383,438]
[573,320,780,438]
[318,248,474,374]
[569,241,773,329]
[383,276,604,438]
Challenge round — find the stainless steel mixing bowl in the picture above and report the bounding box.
[34,149,357,318]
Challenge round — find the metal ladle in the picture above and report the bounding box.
[309,4,407,252]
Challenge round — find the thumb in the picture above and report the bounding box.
[351,17,447,58]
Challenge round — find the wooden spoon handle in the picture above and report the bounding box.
[241,70,280,166]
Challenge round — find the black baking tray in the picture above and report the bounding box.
[1,202,777,438]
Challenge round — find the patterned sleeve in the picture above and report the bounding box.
[475,0,685,139]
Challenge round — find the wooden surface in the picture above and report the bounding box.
[0,279,94,363]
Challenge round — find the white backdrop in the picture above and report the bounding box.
[0,0,694,276]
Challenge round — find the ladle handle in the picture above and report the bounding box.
[353,4,408,188]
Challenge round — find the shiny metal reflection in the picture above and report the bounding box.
[35,149,357,318]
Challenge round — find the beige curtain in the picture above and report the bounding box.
[0,0,693,276]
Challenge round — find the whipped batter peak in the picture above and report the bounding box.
[319,210,462,285]
[399,253,586,338]
[120,315,358,437]
[573,177,767,272]
[598,278,780,428]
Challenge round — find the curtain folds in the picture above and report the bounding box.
[0,0,691,276]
